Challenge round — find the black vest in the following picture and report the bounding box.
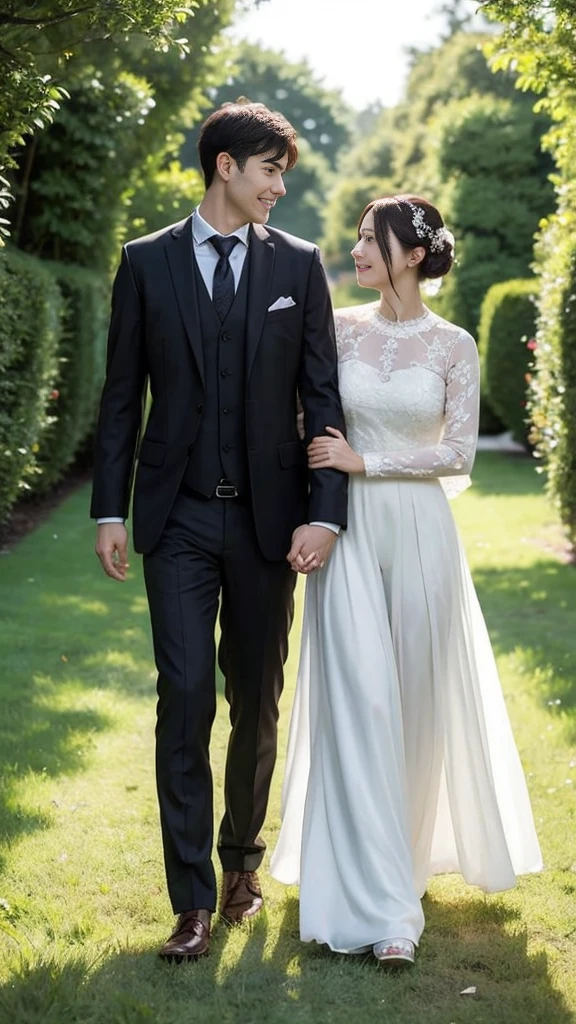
[182,252,250,496]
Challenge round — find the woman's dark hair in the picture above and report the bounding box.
[198,101,298,187]
[358,194,454,288]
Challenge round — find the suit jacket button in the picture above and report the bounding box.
[221,332,231,342]
[196,403,203,413]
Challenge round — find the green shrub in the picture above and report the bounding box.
[0,250,62,522]
[34,263,109,493]
[437,232,530,342]
[478,279,537,444]
[529,222,576,546]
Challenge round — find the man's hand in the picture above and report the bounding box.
[95,523,130,582]
[287,525,337,575]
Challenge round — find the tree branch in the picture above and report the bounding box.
[0,5,116,28]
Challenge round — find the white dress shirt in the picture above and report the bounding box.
[98,208,339,535]
[192,207,250,294]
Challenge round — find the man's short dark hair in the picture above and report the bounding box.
[198,101,298,188]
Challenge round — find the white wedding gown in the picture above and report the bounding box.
[270,303,542,954]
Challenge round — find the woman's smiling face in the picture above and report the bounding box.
[351,213,409,290]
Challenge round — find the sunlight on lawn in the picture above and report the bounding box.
[0,454,574,1024]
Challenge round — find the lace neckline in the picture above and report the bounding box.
[372,305,433,332]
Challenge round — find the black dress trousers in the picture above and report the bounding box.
[143,489,296,914]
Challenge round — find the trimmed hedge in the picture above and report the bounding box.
[0,251,109,523]
[478,279,537,445]
[0,250,62,522]
[529,223,576,546]
[35,263,108,493]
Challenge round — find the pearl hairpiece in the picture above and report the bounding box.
[406,202,451,254]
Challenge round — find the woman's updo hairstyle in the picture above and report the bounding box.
[359,194,454,283]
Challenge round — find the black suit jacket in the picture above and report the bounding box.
[90,216,348,559]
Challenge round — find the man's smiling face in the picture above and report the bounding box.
[225,150,288,224]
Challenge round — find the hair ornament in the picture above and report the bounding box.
[405,201,451,254]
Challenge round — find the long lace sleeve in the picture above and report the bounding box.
[362,332,479,479]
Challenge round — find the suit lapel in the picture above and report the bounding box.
[246,223,275,378]
[164,216,204,386]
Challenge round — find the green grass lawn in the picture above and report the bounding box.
[0,452,575,1024]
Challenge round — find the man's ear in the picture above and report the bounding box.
[215,151,234,181]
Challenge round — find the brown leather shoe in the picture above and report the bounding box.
[158,909,211,962]
[220,870,263,925]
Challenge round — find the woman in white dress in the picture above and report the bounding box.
[270,195,542,966]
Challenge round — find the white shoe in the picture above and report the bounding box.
[373,938,415,966]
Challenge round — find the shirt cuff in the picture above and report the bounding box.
[96,517,125,524]
[310,521,340,535]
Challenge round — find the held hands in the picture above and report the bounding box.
[287,525,337,575]
[95,523,130,582]
[286,426,362,574]
[307,427,365,474]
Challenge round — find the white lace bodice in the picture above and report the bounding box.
[335,303,479,490]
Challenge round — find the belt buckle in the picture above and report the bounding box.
[215,479,238,499]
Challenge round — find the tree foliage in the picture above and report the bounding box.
[436,0,490,39]
[331,31,540,213]
[321,175,395,271]
[12,66,156,268]
[0,0,232,242]
[337,107,395,181]
[481,0,576,214]
[7,1,235,267]
[392,30,523,194]
[480,0,576,542]
[124,161,204,241]
[181,42,352,170]
[433,94,554,336]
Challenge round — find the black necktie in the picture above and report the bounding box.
[209,234,240,322]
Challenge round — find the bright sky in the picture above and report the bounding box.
[229,0,470,110]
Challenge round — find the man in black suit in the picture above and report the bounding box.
[91,102,347,961]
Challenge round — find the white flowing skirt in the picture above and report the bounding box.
[270,476,542,954]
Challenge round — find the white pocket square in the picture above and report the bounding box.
[268,295,296,312]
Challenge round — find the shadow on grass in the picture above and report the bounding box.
[0,892,572,1024]
[0,483,231,865]
[0,698,111,847]
[473,561,576,738]
[0,488,223,865]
